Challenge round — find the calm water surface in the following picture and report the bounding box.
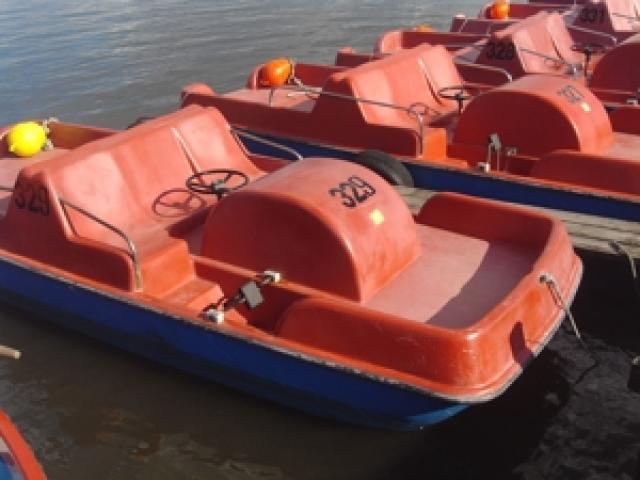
[1,2,640,479]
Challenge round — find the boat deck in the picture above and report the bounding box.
[397,186,640,261]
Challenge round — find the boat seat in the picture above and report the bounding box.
[6,106,264,294]
[476,12,583,78]
[322,44,462,125]
[568,0,640,35]
[374,31,488,54]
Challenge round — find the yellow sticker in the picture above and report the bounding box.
[370,209,385,225]
[581,102,591,113]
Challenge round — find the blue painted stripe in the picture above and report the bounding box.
[0,256,466,430]
[241,133,640,221]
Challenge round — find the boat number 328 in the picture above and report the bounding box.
[329,175,377,208]
[13,181,50,216]
[485,42,515,61]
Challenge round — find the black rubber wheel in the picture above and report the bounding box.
[352,150,414,187]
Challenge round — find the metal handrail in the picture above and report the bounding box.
[519,47,580,75]
[231,128,303,161]
[567,24,618,45]
[454,59,514,82]
[611,11,640,21]
[437,42,488,50]
[58,197,142,290]
[266,83,430,155]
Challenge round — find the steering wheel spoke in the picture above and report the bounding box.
[437,85,478,115]
[186,169,250,198]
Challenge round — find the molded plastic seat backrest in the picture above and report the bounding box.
[374,31,488,55]
[475,11,580,77]
[201,158,421,302]
[45,106,261,243]
[569,0,636,32]
[453,75,613,156]
[322,45,462,124]
[544,12,584,64]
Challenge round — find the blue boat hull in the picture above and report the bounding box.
[241,133,640,222]
[0,255,468,431]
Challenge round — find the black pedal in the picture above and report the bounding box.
[238,281,264,309]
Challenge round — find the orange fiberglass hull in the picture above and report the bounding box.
[0,411,46,480]
[0,106,581,429]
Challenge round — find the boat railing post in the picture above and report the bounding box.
[231,128,304,161]
[566,25,618,46]
[274,84,434,157]
[518,47,580,75]
[57,197,143,290]
[610,11,640,21]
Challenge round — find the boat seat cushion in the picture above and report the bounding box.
[45,105,263,246]
[480,12,577,76]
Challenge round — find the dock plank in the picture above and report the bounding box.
[395,186,640,260]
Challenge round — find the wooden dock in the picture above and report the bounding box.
[396,186,640,261]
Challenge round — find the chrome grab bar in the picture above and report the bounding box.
[58,197,142,290]
[454,59,514,82]
[518,47,580,75]
[266,83,431,156]
[567,24,618,45]
[611,11,640,21]
[231,128,303,161]
[438,42,488,50]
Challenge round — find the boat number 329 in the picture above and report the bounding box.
[329,175,377,208]
[13,181,50,216]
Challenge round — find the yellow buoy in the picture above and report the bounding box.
[258,58,293,88]
[6,122,47,158]
[489,0,510,19]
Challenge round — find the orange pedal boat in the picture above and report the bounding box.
[0,411,46,480]
[0,105,582,429]
[182,44,640,220]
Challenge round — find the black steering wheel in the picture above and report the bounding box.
[570,43,606,75]
[186,169,249,198]
[437,85,477,115]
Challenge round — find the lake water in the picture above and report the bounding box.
[1,1,640,479]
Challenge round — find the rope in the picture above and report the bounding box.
[540,272,601,381]
[540,272,583,341]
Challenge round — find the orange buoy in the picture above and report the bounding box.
[489,0,510,19]
[258,58,293,88]
[413,24,435,32]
